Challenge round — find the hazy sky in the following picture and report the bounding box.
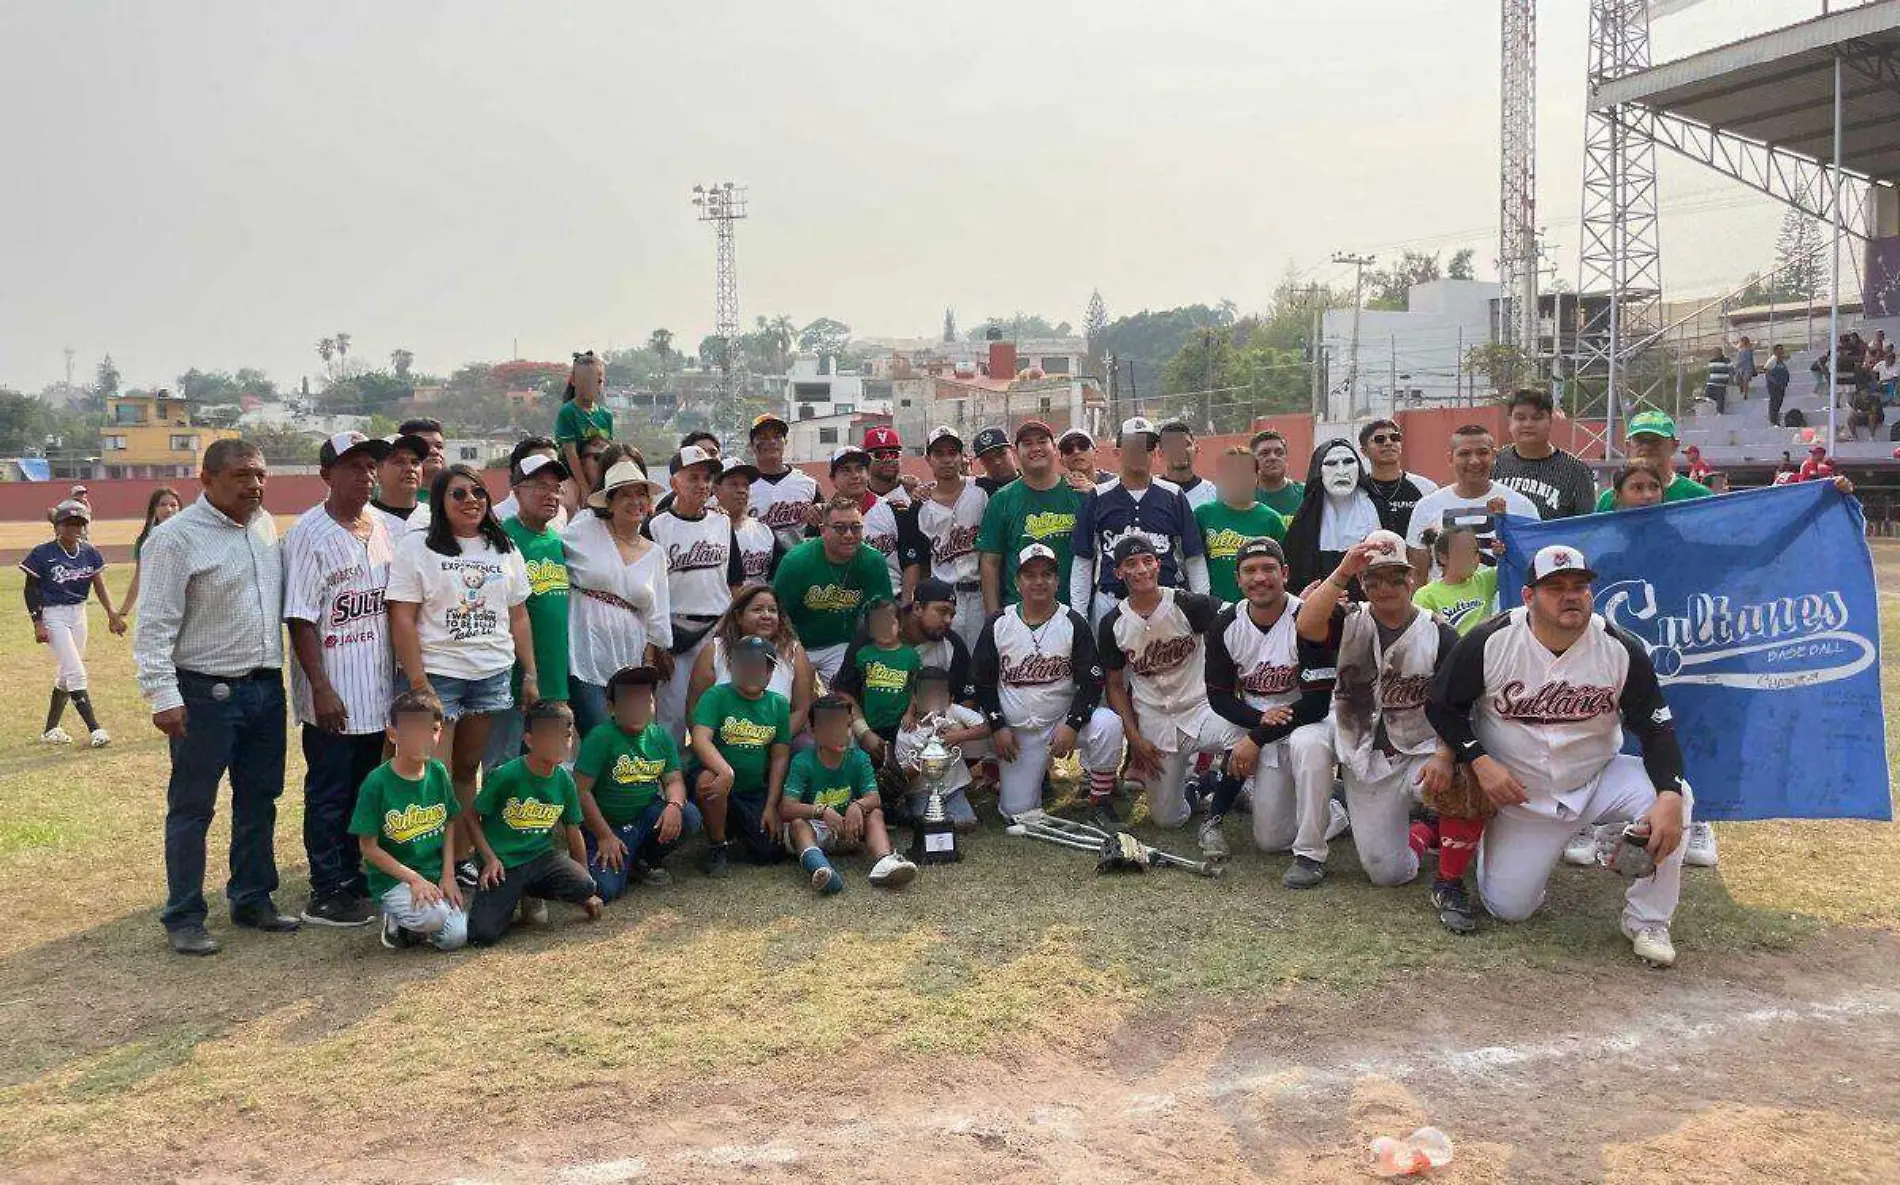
[0,0,1850,393]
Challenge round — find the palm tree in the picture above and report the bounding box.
[390,348,415,379]
[335,332,352,360]
[647,328,674,386]
[316,338,335,365]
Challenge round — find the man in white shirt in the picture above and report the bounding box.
[1404,424,1541,585]
[915,426,988,647]
[1159,420,1218,510]
[646,445,744,740]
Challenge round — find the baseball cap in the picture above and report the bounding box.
[1810,444,1828,455]
[749,412,789,438]
[1360,529,1410,572]
[973,426,1011,455]
[863,425,902,451]
[911,577,955,605]
[1013,420,1055,444]
[511,453,571,486]
[1625,410,1678,440]
[926,425,964,451]
[1526,544,1599,587]
[830,445,871,472]
[1017,542,1059,569]
[1234,537,1286,567]
[386,433,433,462]
[1111,535,1158,565]
[717,455,760,482]
[1058,427,1092,448]
[319,430,392,467]
[729,635,778,665]
[669,444,721,475]
[52,499,91,524]
[606,664,663,698]
[1119,416,1160,444]
[68,484,87,496]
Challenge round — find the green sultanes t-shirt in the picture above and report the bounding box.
[690,683,792,796]
[974,477,1085,606]
[771,541,894,650]
[784,746,879,810]
[576,720,679,826]
[1254,480,1305,517]
[1594,473,1712,512]
[475,758,583,868]
[554,400,614,446]
[1194,500,1289,603]
[1413,566,1500,635]
[348,759,460,897]
[502,516,571,697]
[848,642,920,730]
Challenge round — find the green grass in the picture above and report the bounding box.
[0,556,1892,1170]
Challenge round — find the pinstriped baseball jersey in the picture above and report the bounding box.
[917,481,987,587]
[749,468,821,554]
[283,507,397,735]
[733,514,776,584]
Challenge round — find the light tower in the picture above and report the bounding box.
[691,182,749,410]
[1500,0,1539,362]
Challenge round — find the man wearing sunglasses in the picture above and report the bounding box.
[771,496,896,684]
[1357,420,1438,538]
[1057,428,1112,489]
[857,428,927,599]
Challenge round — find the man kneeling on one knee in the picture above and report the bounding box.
[1425,544,1691,967]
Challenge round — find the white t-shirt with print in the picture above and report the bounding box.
[387,532,531,681]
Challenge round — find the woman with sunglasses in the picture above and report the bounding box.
[563,458,673,739]
[388,466,537,822]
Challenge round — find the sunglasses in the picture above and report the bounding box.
[868,449,901,460]
[448,485,490,503]
[1059,441,1090,454]
[1367,433,1402,446]
[827,522,863,533]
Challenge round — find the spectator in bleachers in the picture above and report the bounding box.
[1798,445,1836,483]
[1849,387,1885,441]
[1773,451,1799,486]
[1682,445,1713,486]
[1733,336,1756,396]
[1765,344,1791,427]
[1704,350,1732,414]
[1875,347,1898,404]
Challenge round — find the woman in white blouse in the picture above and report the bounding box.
[562,458,672,738]
[683,582,817,736]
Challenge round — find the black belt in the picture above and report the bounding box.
[954,580,982,593]
[177,667,279,683]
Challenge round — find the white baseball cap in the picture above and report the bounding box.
[1058,427,1092,447]
[1526,544,1598,587]
[1119,416,1159,443]
[926,425,964,450]
[1361,529,1410,572]
[1017,542,1059,569]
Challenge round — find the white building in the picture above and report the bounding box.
[1320,279,1501,421]
[783,355,891,423]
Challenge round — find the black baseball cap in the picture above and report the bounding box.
[972,426,1010,456]
[911,577,955,606]
[386,433,433,462]
[607,665,662,699]
[1235,537,1287,567]
[1111,535,1158,565]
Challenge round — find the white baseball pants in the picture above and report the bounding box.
[951,590,986,652]
[1342,752,1431,887]
[1476,754,1692,929]
[42,602,89,693]
[808,642,848,687]
[997,708,1123,818]
[1244,720,1338,862]
[657,632,713,744]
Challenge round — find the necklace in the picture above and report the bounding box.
[1367,473,1406,502]
[1018,604,1059,655]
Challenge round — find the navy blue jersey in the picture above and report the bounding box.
[1070,478,1206,598]
[20,541,105,607]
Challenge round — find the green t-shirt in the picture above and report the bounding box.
[475,758,583,869]
[1193,500,1289,604]
[974,477,1085,606]
[575,720,679,826]
[1594,473,1712,512]
[502,516,571,697]
[784,746,879,810]
[1254,480,1305,517]
[554,400,614,446]
[347,759,460,897]
[845,641,920,731]
[1413,566,1500,635]
[690,683,792,796]
[771,541,894,651]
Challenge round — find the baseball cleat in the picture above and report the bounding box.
[1622,920,1676,968]
[867,853,917,888]
[1562,825,1599,867]
[1282,855,1326,890]
[40,727,72,745]
[1683,822,1718,868]
[88,729,110,748]
[1088,798,1123,834]
[1196,816,1230,862]
[380,914,420,950]
[1431,880,1479,935]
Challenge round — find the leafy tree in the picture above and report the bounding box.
[1084,289,1109,373]
[1095,303,1237,400]
[489,360,567,394]
[93,354,121,401]
[1448,248,1477,281]
[0,389,34,454]
[798,317,852,359]
[245,423,320,465]
[1463,341,1531,397]
[1367,250,1444,311]
[235,367,280,401]
[316,338,336,365]
[1772,209,1825,304]
[942,307,957,343]
[390,348,415,379]
[965,313,1072,341]
[318,369,414,416]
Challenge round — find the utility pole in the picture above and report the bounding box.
[692,182,749,418]
[1332,252,1376,420]
[1308,289,1325,420]
[63,347,75,391]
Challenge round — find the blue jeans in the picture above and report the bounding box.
[300,727,385,899]
[583,798,704,902]
[161,670,288,931]
[481,706,525,773]
[426,669,512,720]
[570,677,610,741]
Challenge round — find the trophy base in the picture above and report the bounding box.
[913,819,961,865]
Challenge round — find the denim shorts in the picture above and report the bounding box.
[427,669,513,720]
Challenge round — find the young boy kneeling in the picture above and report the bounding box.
[350,689,468,951]
[467,700,604,944]
[778,694,918,893]
[576,664,703,899]
[895,666,989,832]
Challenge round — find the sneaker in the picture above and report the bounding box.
[167,924,220,956]
[1324,799,1351,841]
[1197,815,1230,862]
[1562,825,1599,867]
[1622,919,1676,968]
[1088,798,1123,834]
[1431,880,1479,935]
[1282,854,1326,890]
[517,896,549,925]
[40,727,72,745]
[88,728,110,748]
[636,861,673,887]
[1683,822,1718,868]
[702,841,733,879]
[867,853,918,889]
[454,860,480,891]
[811,864,845,895]
[300,890,374,928]
[379,913,420,950]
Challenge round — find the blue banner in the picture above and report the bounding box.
[1497,482,1891,821]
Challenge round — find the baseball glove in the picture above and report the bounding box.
[1096,830,1151,874]
[1422,762,1496,821]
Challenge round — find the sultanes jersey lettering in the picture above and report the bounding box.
[1209,595,1308,712]
[382,801,449,844]
[282,507,397,735]
[733,515,776,583]
[917,482,987,587]
[972,605,1105,732]
[749,468,822,554]
[1098,589,1223,738]
[644,507,742,620]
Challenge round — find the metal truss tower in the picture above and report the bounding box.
[1500,0,1539,361]
[1576,0,1661,450]
[691,182,749,405]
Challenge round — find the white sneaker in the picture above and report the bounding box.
[1622,919,1676,967]
[40,727,72,745]
[1324,799,1351,842]
[867,853,917,889]
[1562,825,1599,866]
[1683,822,1718,868]
[88,729,110,748]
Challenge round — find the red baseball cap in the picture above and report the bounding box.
[862,426,901,451]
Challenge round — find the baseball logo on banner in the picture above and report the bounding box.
[1497,481,1891,822]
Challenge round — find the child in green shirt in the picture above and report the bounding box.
[1412,525,1500,635]
[466,700,603,945]
[1195,444,1289,605]
[778,694,918,893]
[689,635,795,875]
[576,664,703,900]
[833,597,919,763]
[349,688,468,951]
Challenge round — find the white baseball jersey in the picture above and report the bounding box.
[1208,595,1309,713]
[1098,589,1223,747]
[369,499,430,545]
[282,507,397,735]
[863,485,922,590]
[917,481,987,588]
[1333,606,1457,765]
[732,514,776,584]
[972,605,1103,731]
[749,468,821,554]
[1175,475,1218,510]
[643,506,743,620]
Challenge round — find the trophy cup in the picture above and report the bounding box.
[910,733,962,865]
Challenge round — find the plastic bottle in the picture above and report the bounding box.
[1409,1127,1454,1168]
[1368,1136,1430,1177]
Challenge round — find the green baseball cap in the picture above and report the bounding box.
[1625,410,1677,440]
